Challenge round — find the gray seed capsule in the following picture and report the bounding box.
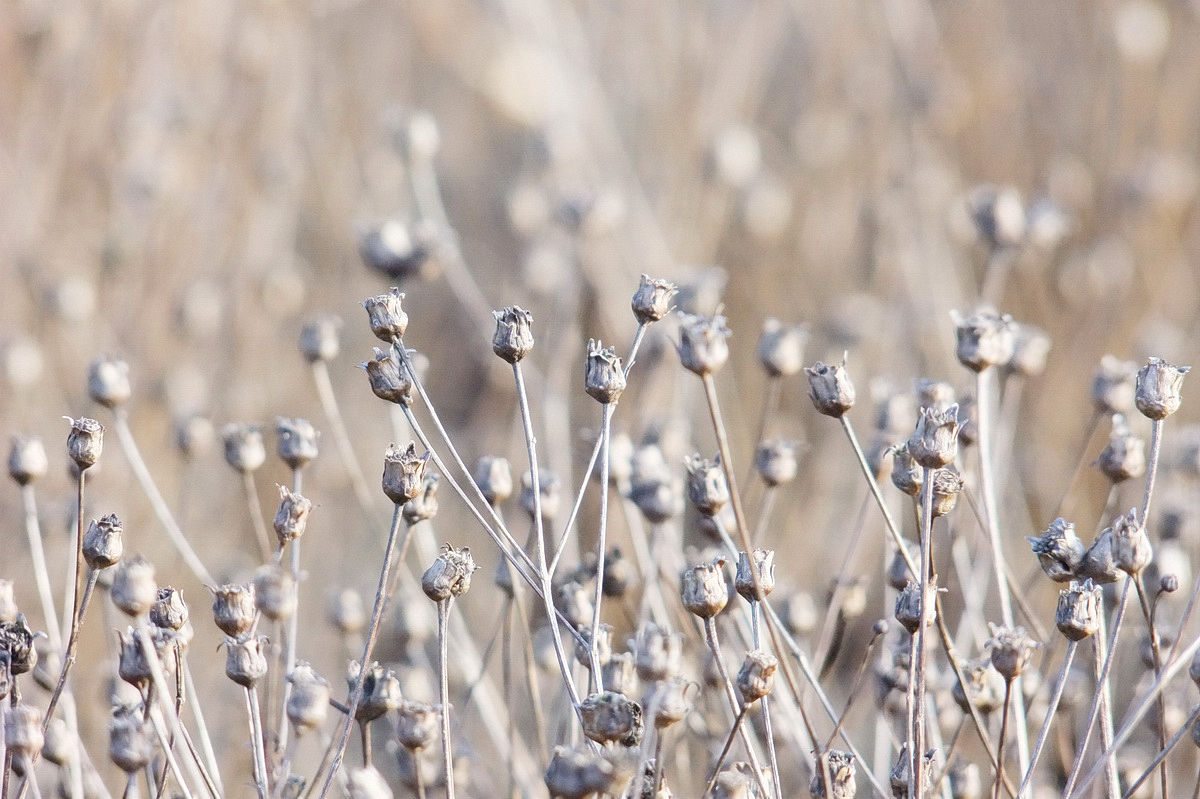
[676,312,730,376]
[65,417,104,471]
[88,355,132,408]
[362,288,408,343]
[7,436,47,486]
[492,306,534,363]
[631,275,677,325]
[382,442,430,505]
[805,357,855,417]
[82,513,123,570]
[276,417,319,469]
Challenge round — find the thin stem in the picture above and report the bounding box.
[183,661,222,797]
[703,705,748,794]
[242,471,273,563]
[1017,640,1077,798]
[1141,418,1163,526]
[750,604,782,799]
[20,485,61,646]
[913,469,935,799]
[275,538,303,758]
[702,617,769,797]
[1133,575,1168,799]
[992,681,1013,799]
[43,570,98,732]
[360,722,371,768]
[245,688,269,799]
[839,415,919,577]
[438,599,456,799]
[1122,703,1200,799]
[588,403,615,684]
[137,628,204,799]
[309,360,379,523]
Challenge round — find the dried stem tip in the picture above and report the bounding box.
[907,404,961,469]
[274,485,313,546]
[677,312,731,376]
[736,649,777,704]
[1135,356,1190,420]
[987,624,1039,681]
[681,558,729,619]
[88,355,132,408]
[631,275,677,324]
[952,308,1016,372]
[65,416,104,471]
[1056,579,1102,641]
[382,442,431,505]
[362,288,408,342]
[82,513,124,570]
[734,549,776,602]
[805,357,855,417]
[421,545,478,602]
[492,305,534,363]
[584,339,626,403]
[362,347,414,406]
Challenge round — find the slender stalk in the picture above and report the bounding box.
[309,360,379,522]
[838,415,918,578]
[437,599,456,799]
[750,604,782,799]
[1122,703,1200,799]
[242,471,273,563]
[1141,418,1163,525]
[1133,575,1168,799]
[21,761,41,799]
[182,661,222,797]
[703,705,748,794]
[912,469,935,799]
[587,403,615,683]
[43,570,98,732]
[245,688,269,799]
[20,485,61,646]
[1017,640,1077,798]
[992,681,1013,799]
[137,628,205,799]
[702,617,769,797]
[275,534,303,759]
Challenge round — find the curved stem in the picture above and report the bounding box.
[1017,640,1077,798]
[703,705,748,794]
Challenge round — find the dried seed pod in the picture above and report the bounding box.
[584,339,626,404]
[907,405,961,469]
[220,423,265,473]
[1027,518,1087,583]
[888,541,919,590]
[684,454,728,517]
[634,625,682,682]
[710,764,754,799]
[287,663,330,736]
[578,691,644,747]
[951,657,1006,715]
[930,468,963,517]
[520,468,562,521]
[894,579,937,634]
[757,318,807,377]
[224,634,269,688]
[809,749,856,799]
[8,436,47,486]
[753,439,798,486]
[677,312,731,376]
[347,766,393,799]
[736,649,777,704]
[109,707,154,773]
[31,638,60,692]
[492,306,534,363]
[362,288,408,342]
[555,581,593,630]
[65,417,104,471]
[361,347,414,406]
[5,704,44,762]
[575,623,614,671]
[681,558,729,619]
[276,417,319,469]
[734,548,776,602]
[382,442,431,505]
[1092,356,1138,416]
[299,315,342,363]
[359,221,434,283]
[1111,507,1152,575]
[1094,415,1146,483]
[987,624,1039,681]
[1056,579,1102,641]
[889,745,937,799]
[1007,323,1052,377]
[631,472,684,524]
[402,474,440,525]
[350,662,402,722]
[967,184,1026,248]
[1135,357,1190,420]
[278,775,307,799]
[329,588,366,635]
[111,555,156,617]
[473,456,513,505]
[421,545,477,602]
[254,564,297,621]
[952,308,1016,372]
[273,485,313,547]
[544,746,616,799]
[601,653,637,697]
[82,513,124,570]
[889,443,923,497]
[42,717,76,767]
[210,583,257,637]
[602,548,635,598]
[150,587,189,631]
[947,758,982,799]
[395,699,439,752]
[915,379,956,412]
[174,415,215,460]
[644,676,693,728]
[805,357,856,417]
[631,275,678,324]
[87,355,131,408]
[1079,527,1120,584]
[116,628,154,688]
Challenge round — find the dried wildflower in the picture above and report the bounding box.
[403,473,440,525]
[952,308,1017,372]
[1094,415,1146,483]
[987,624,1039,681]
[735,548,776,602]
[221,423,265,473]
[1007,323,1052,377]
[1079,526,1120,584]
[889,744,937,799]
[66,417,104,471]
[520,468,562,520]
[224,634,269,687]
[805,357,856,417]
[474,456,513,505]
[276,417,319,469]
[1027,518,1086,583]
[907,405,961,469]
[602,653,638,697]
[5,704,44,762]
[754,439,798,486]
[916,379,957,412]
[361,347,414,406]
[299,315,342,363]
[644,676,693,729]
[328,588,365,635]
[631,275,678,325]
[555,580,593,629]
[150,587,189,631]
[634,625,682,682]
[1092,355,1138,415]
[895,579,937,634]
[273,485,313,547]
[362,288,408,343]
[676,312,731,376]
[681,558,729,618]
[947,759,982,799]
[757,318,807,377]
[254,564,297,621]
[421,545,477,602]
[602,547,635,598]
[967,184,1026,248]
[685,454,728,516]
[951,657,1006,715]
[116,627,161,688]
[396,699,439,752]
[359,221,434,283]
[109,708,154,773]
[82,513,124,570]
[1135,356,1190,420]
[174,414,215,460]
[382,442,431,505]
[286,663,330,735]
[888,443,923,497]
[349,661,403,721]
[492,306,534,363]
[41,717,75,767]
[88,355,132,408]
[809,750,856,799]
[7,436,47,486]
[631,470,684,524]
[736,649,777,704]
[584,339,626,403]
[1111,507,1152,575]
[575,623,613,671]
[111,555,156,616]
[544,746,616,799]
[930,467,963,517]
[579,691,643,747]
[1056,580,1102,641]
[347,765,393,799]
[210,583,257,637]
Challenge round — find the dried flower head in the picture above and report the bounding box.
[1056,579,1102,641]
[584,339,626,404]
[631,275,677,324]
[220,423,265,473]
[273,485,313,547]
[421,545,478,602]
[602,547,635,598]
[328,588,365,635]
[634,625,682,682]
[396,699,439,752]
[116,627,165,688]
[544,746,616,799]
[210,583,257,637]
[224,634,269,687]
[1007,323,1052,377]
[299,315,343,363]
[359,221,434,282]
[555,581,593,629]
[108,707,154,773]
[951,657,1006,715]
[952,308,1017,372]
[895,579,938,634]
[362,288,408,342]
[4,704,44,762]
[403,473,440,525]
[492,306,534,363]
[347,765,393,799]
[602,653,638,697]
[754,439,799,486]
[174,415,215,460]
[734,548,776,602]
[757,318,807,377]
[578,691,644,747]
[907,405,961,469]
[805,357,856,417]
[1094,415,1146,483]
[681,557,729,618]
[81,513,124,570]
[685,454,729,517]
[150,587,189,631]
[736,649,777,704]
[1136,356,1190,420]
[361,347,415,406]
[8,436,47,486]
[930,467,964,517]
[987,624,1039,681]
[286,663,330,736]
[889,744,937,799]
[276,417,319,469]
[88,355,132,408]
[474,456,513,506]
[382,442,431,505]
[349,661,403,721]
[65,416,104,471]
[1111,507,1152,575]
[1092,356,1138,415]
[809,750,856,799]
[575,623,614,671]
[111,555,156,617]
[1079,526,1121,584]
[888,443,923,497]
[520,468,562,520]
[967,184,1026,248]
[254,564,297,621]
[1027,518,1087,583]
[0,614,38,678]
[676,312,731,376]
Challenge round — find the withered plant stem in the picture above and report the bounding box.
[702,617,770,797]
[437,598,456,799]
[1018,640,1078,798]
[587,403,615,684]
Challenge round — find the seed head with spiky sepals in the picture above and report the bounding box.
[82,513,124,570]
[276,416,319,469]
[66,416,104,471]
[908,405,962,469]
[681,558,729,619]
[952,308,1017,372]
[805,357,855,417]
[421,545,478,602]
[362,288,408,342]
[1136,356,1190,420]
[584,339,626,403]
[1027,518,1087,583]
[677,312,730,376]
[631,275,677,324]
[987,624,1040,682]
[492,306,534,363]
[382,442,430,505]
[1057,579,1102,641]
[1111,507,1152,575]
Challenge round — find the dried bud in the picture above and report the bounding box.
[492,306,534,363]
[361,347,415,406]
[930,468,963,517]
[116,627,161,688]
[1094,415,1146,483]
[888,541,919,590]
[299,315,342,363]
[805,357,856,417]
[286,663,330,735]
[809,750,856,799]
[1111,507,1152,575]
[221,423,265,473]
[5,704,44,761]
[108,708,154,773]
[601,654,637,697]
[396,699,439,752]
[584,339,626,403]
[150,587,189,631]
[952,308,1016,372]
[736,649,777,704]
[111,555,156,617]
[735,549,776,602]
[753,439,798,486]
[382,442,431,505]
[421,545,477,602]
[31,639,60,691]
[602,548,635,598]
[474,456,513,505]
[677,312,731,376]
[347,766,393,799]
[88,355,131,408]
[8,436,47,485]
[1092,356,1138,415]
[555,581,593,629]
[643,676,692,730]
[544,746,616,799]
[329,588,365,635]
[82,513,124,570]
[889,443,923,497]
[1136,357,1190,420]
[710,766,753,799]
[520,469,562,521]
[634,625,682,682]
[351,662,402,721]
[1079,527,1120,584]
[1161,574,1180,594]
[276,417,319,469]
[362,288,408,342]
[631,275,677,324]
[224,634,269,687]
[578,691,643,747]
[685,454,729,516]
[359,221,434,282]
[210,583,257,637]
[895,579,937,634]
[907,405,961,469]
[1056,580,1102,641]
[987,624,1039,681]
[968,185,1026,248]
[0,614,37,676]
[273,485,313,547]
[1007,324,1052,377]
[575,623,613,671]
[65,417,104,471]
[890,745,937,799]
[755,318,807,377]
[681,558,729,619]
[1027,518,1086,583]
[952,657,1006,715]
[403,474,440,525]
[254,564,297,621]
[42,717,75,767]
[174,415,215,460]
